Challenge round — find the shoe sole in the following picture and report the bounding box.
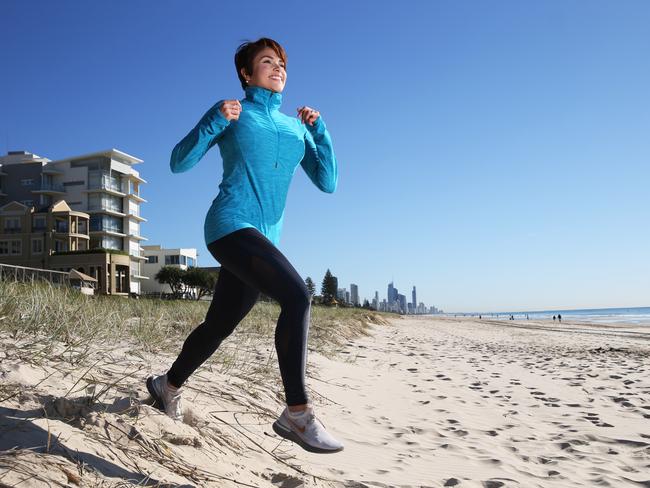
[145,376,164,411]
[272,420,344,454]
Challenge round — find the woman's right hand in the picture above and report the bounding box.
[220,100,242,121]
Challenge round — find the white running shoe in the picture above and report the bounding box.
[272,404,344,453]
[146,374,183,421]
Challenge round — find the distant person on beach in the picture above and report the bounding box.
[553,315,556,322]
[558,314,562,323]
[145,37,342,454]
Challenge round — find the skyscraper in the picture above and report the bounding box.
[350,283,359,306]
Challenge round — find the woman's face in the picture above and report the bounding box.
[242,47,287,93]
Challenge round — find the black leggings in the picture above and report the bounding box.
[166,227,311,406]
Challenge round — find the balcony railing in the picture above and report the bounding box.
[89,175,124,193]
[88,204,124,213]
[90,225,124,234]
[34,183,65,192]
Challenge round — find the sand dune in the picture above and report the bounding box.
[1,315,649,487]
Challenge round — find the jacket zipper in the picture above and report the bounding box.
[267,105,280,169]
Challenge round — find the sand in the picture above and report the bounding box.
[1,315,649,487]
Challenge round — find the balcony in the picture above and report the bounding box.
[129,273,149,280]
[87,207,126,218]
[85,174,127,196]
[54,223,90,239]
[89,228,126,238]
[127,209,146,222]
[84,183,126,197]
[127,192,147,203]
[2,228,23,234]
[124,172,147,184]
[130,250,148,261]
[32,183,66,195]
[42,166,64,175]
[128,232,148,241]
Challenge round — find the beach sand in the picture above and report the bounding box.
[1,314,649,487]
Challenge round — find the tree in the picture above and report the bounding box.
[305,277,315,302]
[155,266,185,298]
[183,267,217,300]
[320,269,337,306]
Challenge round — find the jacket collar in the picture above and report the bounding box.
[244,85,283,111]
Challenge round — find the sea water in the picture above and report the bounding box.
[452,307,650,326]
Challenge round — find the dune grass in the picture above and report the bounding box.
[0,279,395,378]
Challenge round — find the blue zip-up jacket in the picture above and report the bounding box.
[170,85,338,247]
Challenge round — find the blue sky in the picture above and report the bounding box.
[2,1,649,312]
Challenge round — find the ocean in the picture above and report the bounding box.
[450,306,650,326]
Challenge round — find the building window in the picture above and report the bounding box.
[20,178,35,186]
[9,240,23,256]
[21,200,34,207]
[165,255,180,265]
[3,218,21,232]
[32,238,43,254]
[55,220,69,233]
[32,215,46,231]
[54,240,68,252]
[187,257,195,267]
[88,193,122,213]
[98,235,122,250]
[90,214,123,233]
[89,170,122,192]
[0,241,8,255]
[146,255,158,264]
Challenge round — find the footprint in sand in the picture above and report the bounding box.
[443,478,460,487]
[612,396,635,408]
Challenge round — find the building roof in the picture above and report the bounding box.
[49,148,143,165]
[69,269,98,282]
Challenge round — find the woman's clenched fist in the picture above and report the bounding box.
[220,100,242,121]
[297,106,320,126]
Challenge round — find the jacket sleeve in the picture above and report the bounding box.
[170,100,231,174]
[300,116,338,193]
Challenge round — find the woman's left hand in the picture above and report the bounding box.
[297,106,320,126]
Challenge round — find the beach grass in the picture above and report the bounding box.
[0,279,393,382]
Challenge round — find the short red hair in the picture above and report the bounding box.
[235,37,287,90]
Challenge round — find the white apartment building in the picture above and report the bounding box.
[0,149,148,295]
[141,245,198,294]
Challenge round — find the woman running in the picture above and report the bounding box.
[146,37,343,454]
